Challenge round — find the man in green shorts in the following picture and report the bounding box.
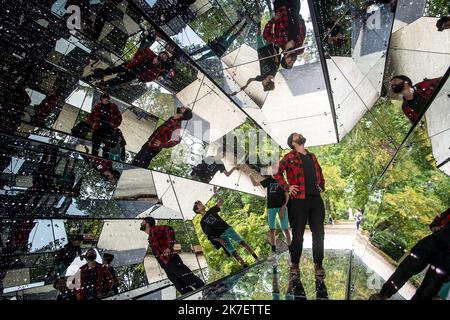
[193,192,258,268]
[250,164,291,256]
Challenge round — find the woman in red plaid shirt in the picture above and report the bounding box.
[132,107,193,168]
[140,217,204,294]
[274,132,326,278]
[263,0,306,69]
[390,75,442,124]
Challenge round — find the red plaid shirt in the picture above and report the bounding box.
[430,208,450,229]
[148,117,182,151]
[6,220,36,249]
[88,102,122,130]
[274,149,325,200]
[263,7,306,53]
[148,225,176,265]
[125,48,163,82]
[75,262,113,300]
[402,77,442,124]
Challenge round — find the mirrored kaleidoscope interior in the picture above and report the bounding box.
[0,0,449,300]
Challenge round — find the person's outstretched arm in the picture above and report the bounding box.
[230,78,256,96]
[216,195,224,208]
[273,156,288,191]
[249,173,261,187]
[223,166,238,177]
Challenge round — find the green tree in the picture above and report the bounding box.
[135,85,175,120]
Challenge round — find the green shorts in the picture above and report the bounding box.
[438,281,450,299]
[219,227,244,254]
[268,207,289,230]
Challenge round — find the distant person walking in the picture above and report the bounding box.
[355,209,362,230]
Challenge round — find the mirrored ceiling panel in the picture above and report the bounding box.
[0,0,285,198]
[133,0,339,148]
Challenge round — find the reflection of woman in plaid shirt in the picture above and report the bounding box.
[141,217,204,294]
[371,208,450,300]
[132,107,193,168]
[263,0,306,69]
[148,225,176,265]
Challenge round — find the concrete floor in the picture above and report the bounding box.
[303,221,416,299]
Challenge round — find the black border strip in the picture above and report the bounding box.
[345,249,353,300]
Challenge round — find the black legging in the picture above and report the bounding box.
[287,195,325,265]
[158,254,205,294]
[190,20,247,60]
[380,234,450,300]
[92,125,116,159]
[92,65,136,87]
[132,144,161,168]
[92,61,155,87]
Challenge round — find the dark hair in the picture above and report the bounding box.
[391,75,413,86]
[71,234,84,242]
[53,277,66,289]
[280,56,293,69]
[102,253,114,263]
[182,108,193,121]
[263,81,275,91]
[436,17,449,31]
[101,93,111,100]
[144,217,156,227]
[110,169,121,181]
[193,201,201,213]
[86,248,97,256]
[287,133,295,149]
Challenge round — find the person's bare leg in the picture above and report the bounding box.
[284,229,292,246]
[231,251,247,267]
[240,241,258,260]
[269,229,276,247]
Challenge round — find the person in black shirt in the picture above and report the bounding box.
[190,150,238,183]
[299,152,321,195]
[249,164,291,255]
[193,192,258,268]
[189,19,248,61]
[53,277,76,301]
[102,253,119,296]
